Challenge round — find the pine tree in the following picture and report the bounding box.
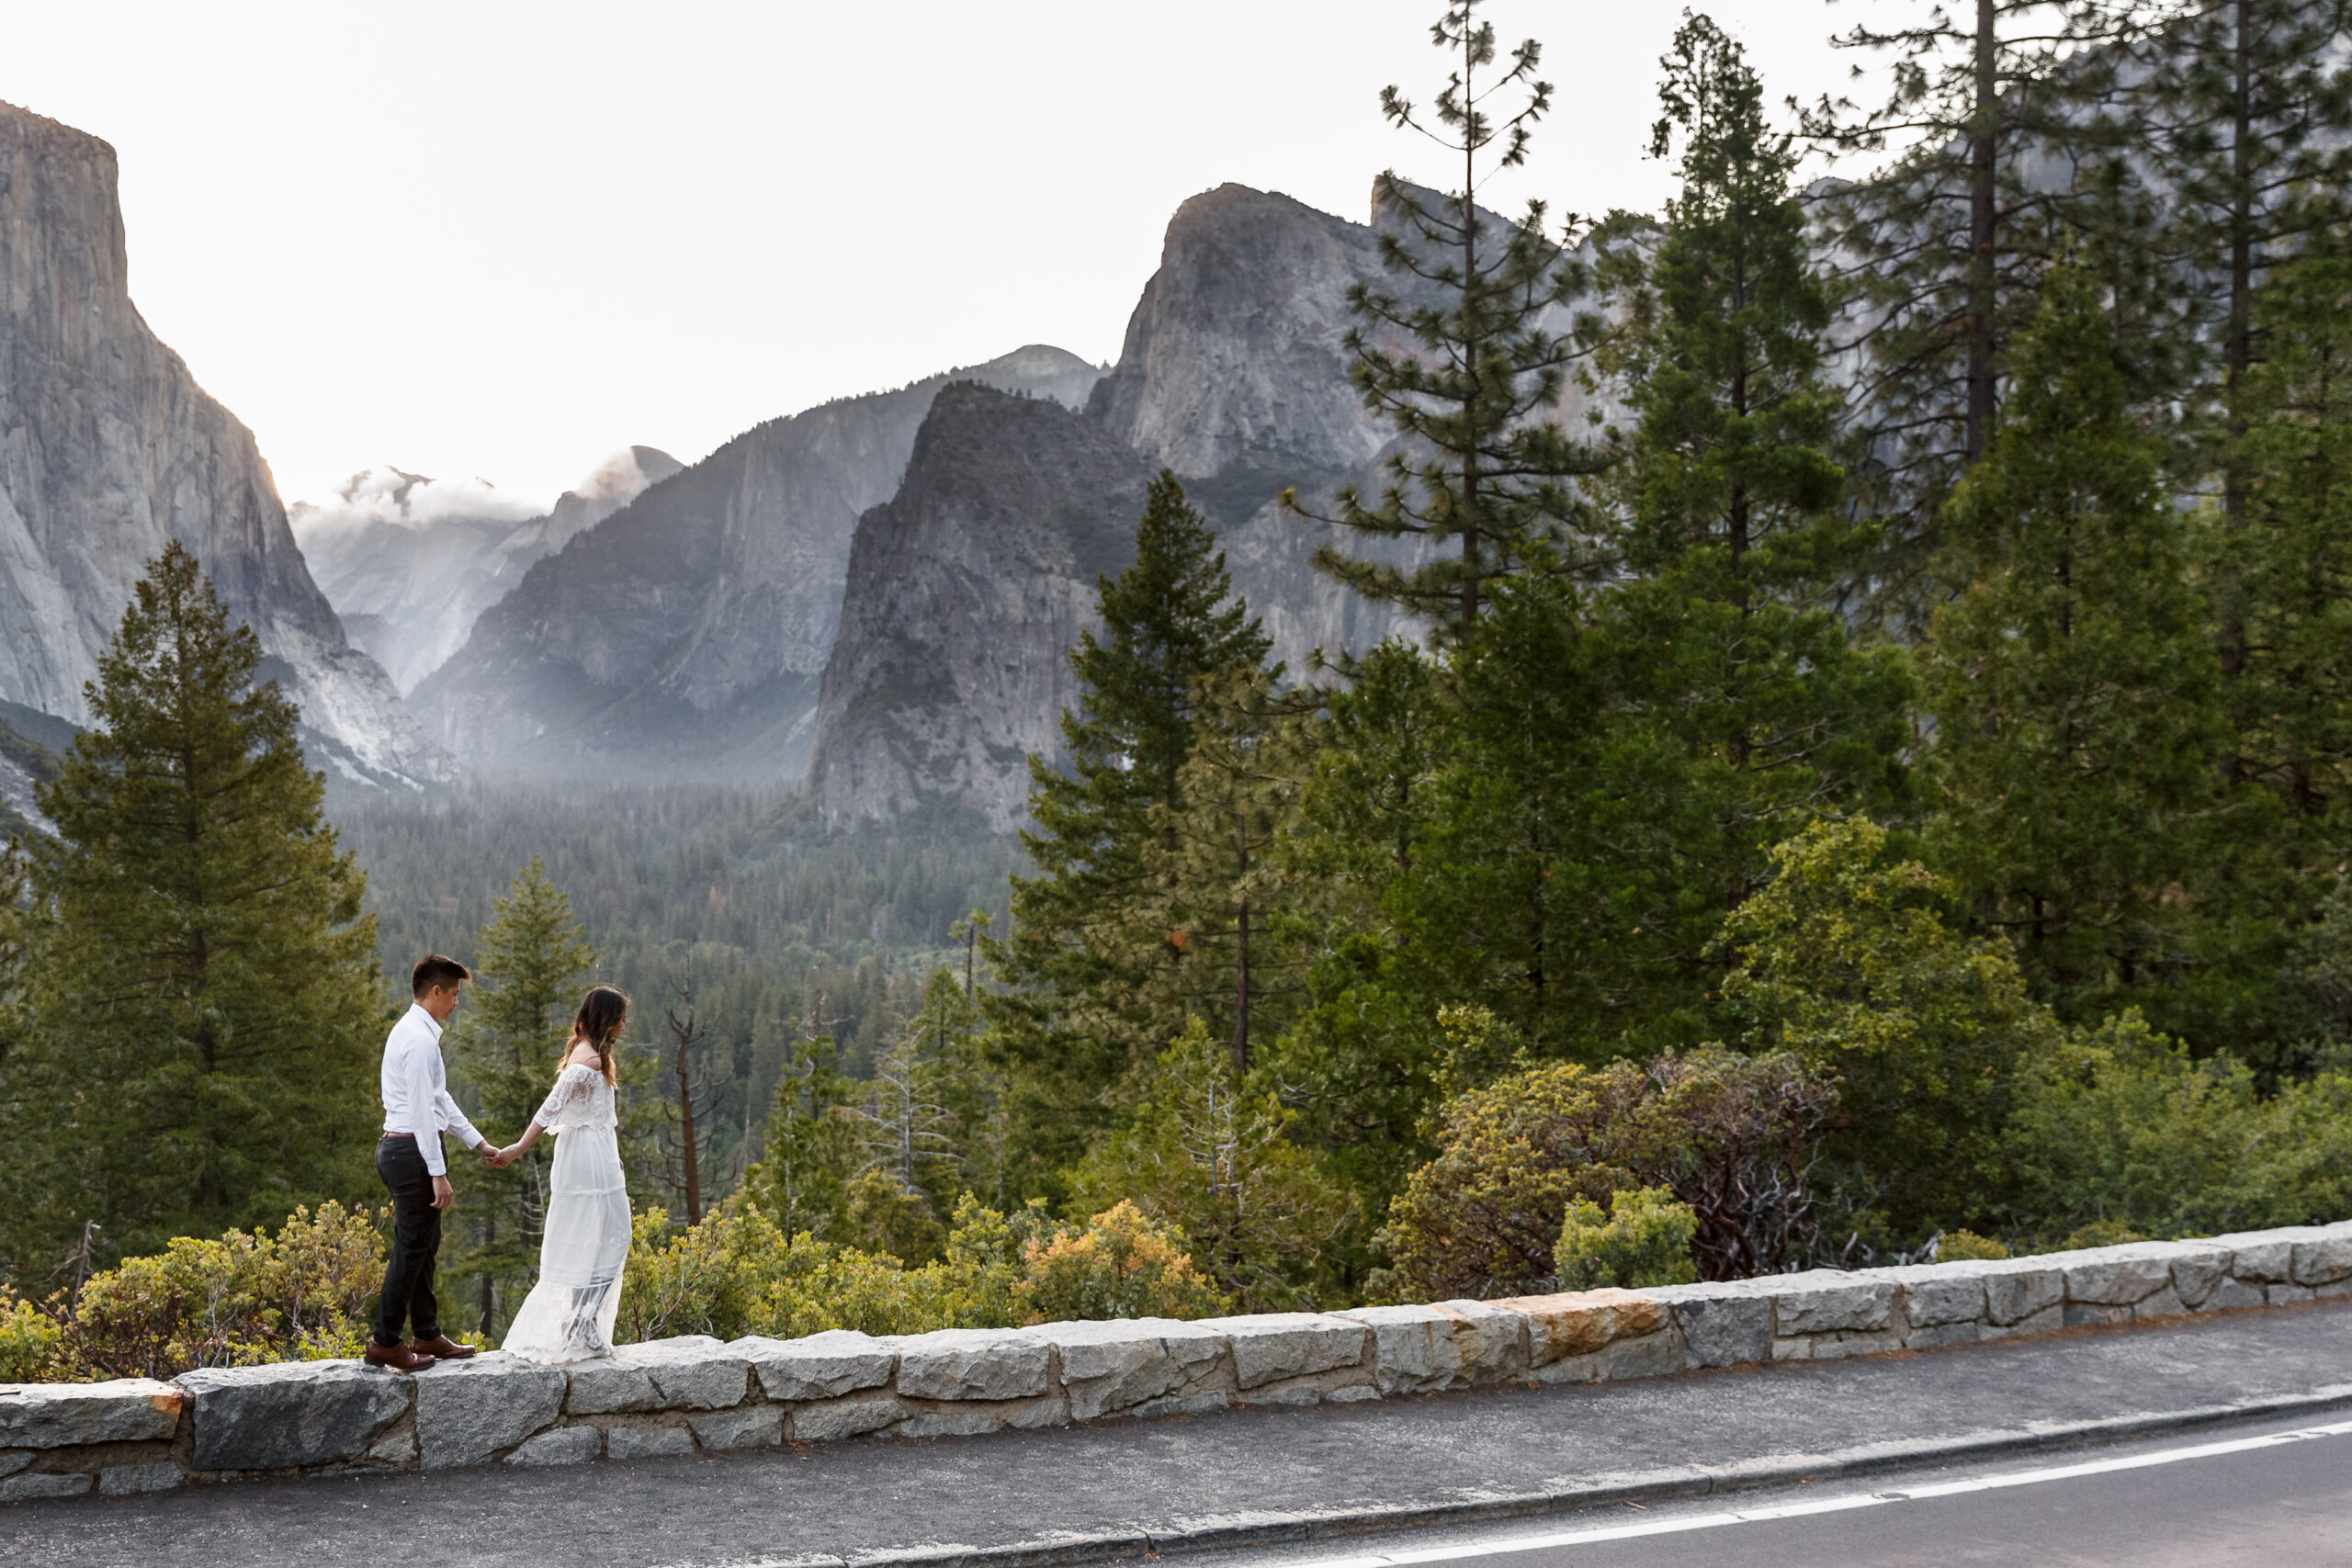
[445,859,595,1337]
[1925,265,2236,1028]
[989,471,1272,1190]
[2186,245,2352,1059]
[2231,249,2352,835]
[2126,1,2352,740]
[741,998,860,1240]
[1583,14,1914,1031]
[1148,668,1317,1074]
[1800,0,2142,593]
[2,542,383,1269]
[1069,1019,1353,1312]
[1299,0,1611,642]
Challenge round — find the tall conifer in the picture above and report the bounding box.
[1302,0,1611,642]
[1926,267,2235,1027]
[3,543,381,1268]
[445,858,595,1337]
[990,472,1271,1192]
[1586,15,1914,1027]
[1802,0,2140,600]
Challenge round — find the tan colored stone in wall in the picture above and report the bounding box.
[1491,1289,1666,1365]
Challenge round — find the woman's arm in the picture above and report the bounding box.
[499,1048,605,1160]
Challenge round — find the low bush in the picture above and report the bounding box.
[0,1286,63,1382]
[1999,1010,2352,1247]
[1377,1037,1836,1301]
[1555,1186,1699,1291]
[616,1192,1224,1345]
[1933,1230,2010,1261]
[23,1202,383,1381]
[1013,1200,1226,1323]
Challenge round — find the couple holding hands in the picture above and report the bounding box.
[366,954,634,1372]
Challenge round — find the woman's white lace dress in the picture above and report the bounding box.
[501,1063,630,1364]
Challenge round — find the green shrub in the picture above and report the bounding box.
[0,1287,64,1382]
[1378,1039,1836,1300]
[1934,1230,2009,1261]
[50,1202,382,1380]
[2052,1219,2149,1251]
[1015,1201,1227,1323]
[1999,1010,2352,1246]
[1722,819,2062,1243]
[613,1192,1224,1348]
[1554,1186,1698,1291]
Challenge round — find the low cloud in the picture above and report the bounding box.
[289,467,550,538]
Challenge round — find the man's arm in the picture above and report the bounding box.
[403,1042,450,1179]
[435,1079,488,1154]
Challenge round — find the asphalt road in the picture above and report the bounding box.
[9,1303,2352,1568]
[1207,1411,2352,1567]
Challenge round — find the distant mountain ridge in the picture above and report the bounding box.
[413,345,1106,781]
[0,101,449,787]
[292,447,683,693]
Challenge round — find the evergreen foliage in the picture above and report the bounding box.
[1554,1186,1700,1291]
[1069,1020,1353,1311]
[444,859,598,1337]
[2,543,382,1269]
[1721,820,2060,1240]
[1799,0,2136,537]
[991,470,1272,1192]
[1924,266,2241,1032]
[741,1019,860,1241]
[1300,0,1610,641]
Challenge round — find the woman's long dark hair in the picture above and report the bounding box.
[569,985,628,1088]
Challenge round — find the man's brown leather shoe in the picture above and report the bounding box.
[365,1340,436,1372]
[412,1334,477,1360]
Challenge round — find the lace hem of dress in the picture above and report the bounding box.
[555,1280,616,1359]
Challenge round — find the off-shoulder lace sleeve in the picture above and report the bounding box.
[532,1063,604,1129]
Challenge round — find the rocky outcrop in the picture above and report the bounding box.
[291,448,681,694]
[413,344,1104,781]
[809,183,1595,823]
[1089,181,1604,672]
[0,102,448,785]
[807,383,1156,829]
[1086,184,1419,671]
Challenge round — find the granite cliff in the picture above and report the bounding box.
[806,382,1156,831]
[808,183,1483,823]
[413,345,1105,780]
[0,102,447,785]
[291,447,681,694]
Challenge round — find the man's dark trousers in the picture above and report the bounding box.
[373,1134,442,1348]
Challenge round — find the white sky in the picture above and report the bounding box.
[0,0,1883,509]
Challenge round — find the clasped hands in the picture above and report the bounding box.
[479,1141,525,1169]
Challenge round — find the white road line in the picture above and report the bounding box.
[1264,1418,2352,1566]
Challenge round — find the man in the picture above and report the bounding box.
[368,953,507,1372]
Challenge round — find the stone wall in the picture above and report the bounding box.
[8,1222,2351,1504]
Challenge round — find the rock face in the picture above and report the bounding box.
[0,103,448,786]
[805,383,1156,829]
[412,345,1105,781]
[807,182,1471,824]
[291,448,681,694]
[1086,184,1425,672]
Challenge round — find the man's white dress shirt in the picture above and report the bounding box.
[379,1002,486,1177]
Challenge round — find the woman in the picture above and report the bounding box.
[497,986,632,1364]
